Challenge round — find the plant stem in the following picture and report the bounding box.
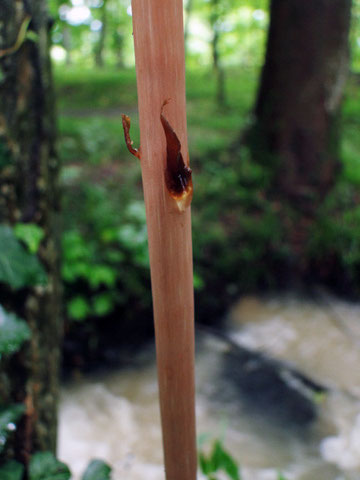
[131,1,197,479]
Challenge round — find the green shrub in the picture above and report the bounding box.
[62,178,151,323]
[0,453,111,480]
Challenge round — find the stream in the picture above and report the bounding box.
[58,292,360,480]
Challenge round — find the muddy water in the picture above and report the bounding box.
[58,293,360,480]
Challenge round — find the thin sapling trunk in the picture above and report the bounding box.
[122,1,197,479]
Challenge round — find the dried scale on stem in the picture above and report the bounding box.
[122,99,193,213]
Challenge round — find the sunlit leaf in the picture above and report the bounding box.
[88,265,117,289]
[67,296,90,321]
[14,223,45,254]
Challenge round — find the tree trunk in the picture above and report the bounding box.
[0,0,61,467]
[250,0,351,272]
[63,24,72,66]
[212,28,226,107]
[95,0,108,68]
[184,0,194,58]
[210,0,226,107]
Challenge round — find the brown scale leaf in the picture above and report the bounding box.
[160,99,193,212]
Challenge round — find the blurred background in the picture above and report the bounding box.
[1,0,360,479]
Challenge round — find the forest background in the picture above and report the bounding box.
[0,0,360,478]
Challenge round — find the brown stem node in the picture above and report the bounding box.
[121,114,141,159]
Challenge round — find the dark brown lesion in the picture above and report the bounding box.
[160,99,193,211]
[121,114,141,159]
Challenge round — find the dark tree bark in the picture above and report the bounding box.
[0,0,61,467]
[249,0,351,271]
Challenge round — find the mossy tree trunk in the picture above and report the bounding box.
[0,0,61,466]
[249,0,351,274]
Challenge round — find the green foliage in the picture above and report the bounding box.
[199,440,241,480]
[67,295,90,321]
[307,182,360,281]
[54,68,137,111]
[198,438,288,480]
[0,225,47,289]
[0,460,24,480]
[62,177,151,322]
[351,0,360,71]
[0,305,31,356]
[81,459,112,480]
[55,59,360,334]
[29,452,71,480]
[0,453,111,480]
[0,404,25,454]
[56,67,264,326]
[14,223,45,255]
[342,79,360,186]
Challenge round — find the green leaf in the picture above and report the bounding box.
[93,293,114,317]
[212,441,241,480]
[62,231,92,262]
[29,452,71,480]
[0,460,24,480]
[0,404,25,453]
[199,452,214,476]
[200,441,241,480]
[14,223,45,254]
[82,459,112,480]
[67,296,90,321]
[0,225,47,289]
[210,441,223,471]
[88,265,117,289]
[0,305,31,356]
